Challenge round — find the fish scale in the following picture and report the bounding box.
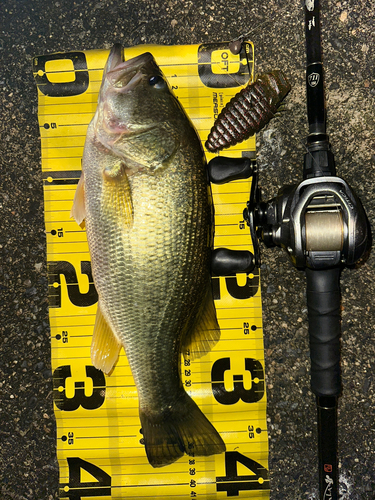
[92,165,210,423]
[72,45,225,467]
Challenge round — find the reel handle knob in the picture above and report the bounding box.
[207,156,253,184]
[211,248,255,276]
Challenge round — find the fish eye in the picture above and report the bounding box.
[149,75,166,89]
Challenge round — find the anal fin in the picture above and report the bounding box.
[183,284,221,361]
[91,302,122,375]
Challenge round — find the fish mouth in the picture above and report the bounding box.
[106,46,154,92]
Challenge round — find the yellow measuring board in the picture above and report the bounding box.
[33,42,269,500]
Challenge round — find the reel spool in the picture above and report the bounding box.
[305,209,344,252]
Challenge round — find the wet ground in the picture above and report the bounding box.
[1,0,374,499]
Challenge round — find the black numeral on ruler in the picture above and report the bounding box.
[53,365,105,411]
[212,270,260,301]
[197,42,253,89]
[48,261,98,308]
[217,451,269,496]
[33,52,89,97]
[60,458,111,499]
[211,358,265,405]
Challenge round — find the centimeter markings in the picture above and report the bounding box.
[36,42,270,499]
[37,44,254,161]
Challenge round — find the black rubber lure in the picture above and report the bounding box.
[205,71,291,152]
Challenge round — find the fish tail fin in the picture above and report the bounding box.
[139,392,225,468]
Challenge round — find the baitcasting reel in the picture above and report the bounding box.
[209,141,368,279]
[247,143,368,272]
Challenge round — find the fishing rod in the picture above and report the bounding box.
[207,0,370,497]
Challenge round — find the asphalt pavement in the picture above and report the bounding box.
[1,0,374,499]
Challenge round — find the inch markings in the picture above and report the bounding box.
[36,41,271,499]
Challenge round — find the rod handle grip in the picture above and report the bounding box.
[306,267,341,397]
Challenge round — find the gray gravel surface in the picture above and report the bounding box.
[1,0,374,499]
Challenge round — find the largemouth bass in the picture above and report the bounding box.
[71,44,225,467]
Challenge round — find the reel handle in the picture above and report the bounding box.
[207,156,260,276]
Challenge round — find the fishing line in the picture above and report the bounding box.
[224,1,371,172]
[215,4,320,168]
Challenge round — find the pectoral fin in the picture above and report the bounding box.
[183,285,221,360]
[102,161,133,226]
[91,302,122,374]
[71,172,86,228]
